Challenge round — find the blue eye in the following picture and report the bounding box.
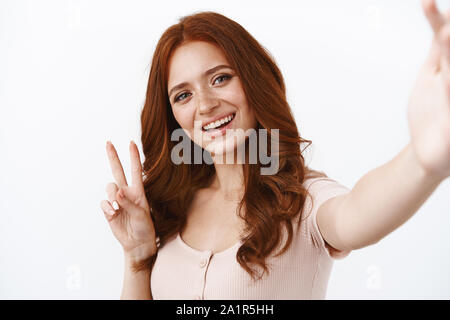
[213,74,232,85]
[174,92,191,102]
[173,75,232,103]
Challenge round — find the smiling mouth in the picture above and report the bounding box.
[201,113,236,132]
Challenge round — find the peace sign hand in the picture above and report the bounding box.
[100,140,157,264]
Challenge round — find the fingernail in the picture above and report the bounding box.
[112,201,119,210]
[107,209,116,216]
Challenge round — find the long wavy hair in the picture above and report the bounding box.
[140,11,327,281]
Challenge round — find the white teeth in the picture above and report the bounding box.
[203,114,234,131]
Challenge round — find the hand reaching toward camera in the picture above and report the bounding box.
[100,140,157,268]
[407,0,450,179]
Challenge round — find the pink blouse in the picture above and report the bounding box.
[151,176,351,299]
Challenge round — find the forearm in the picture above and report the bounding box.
[337,142,445,250]
[121,256,153,300]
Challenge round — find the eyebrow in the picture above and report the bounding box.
[168,64,233,99]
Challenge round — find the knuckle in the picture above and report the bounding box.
[100,199,109,209]
[105,183,118,197]
[106,182,117,190]
[117,189,127,201]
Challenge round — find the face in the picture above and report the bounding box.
[167,40,257,159]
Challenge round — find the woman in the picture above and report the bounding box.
[100,0,450,299]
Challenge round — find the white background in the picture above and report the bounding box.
[1,0,450,299]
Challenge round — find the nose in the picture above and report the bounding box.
[197,89,219,114]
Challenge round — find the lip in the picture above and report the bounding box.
[201,112,235,128]
[202,113,236,138]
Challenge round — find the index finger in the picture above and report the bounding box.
[129,140,145,191]
[106,141,128,187]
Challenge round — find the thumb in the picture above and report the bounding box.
[422,0,445,34]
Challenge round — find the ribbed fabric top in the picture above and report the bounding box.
[151,177,351,300]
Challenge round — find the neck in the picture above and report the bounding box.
[210,161,245,200]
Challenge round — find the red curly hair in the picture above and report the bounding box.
[140,11,326,281]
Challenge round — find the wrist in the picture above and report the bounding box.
[124,242,157,261]
[407,142,447,183]
[124,249,157,274]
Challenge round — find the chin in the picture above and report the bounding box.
[205,136,247,162]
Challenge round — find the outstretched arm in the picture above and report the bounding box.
[318,143,444,251]
[317,0,450,252]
